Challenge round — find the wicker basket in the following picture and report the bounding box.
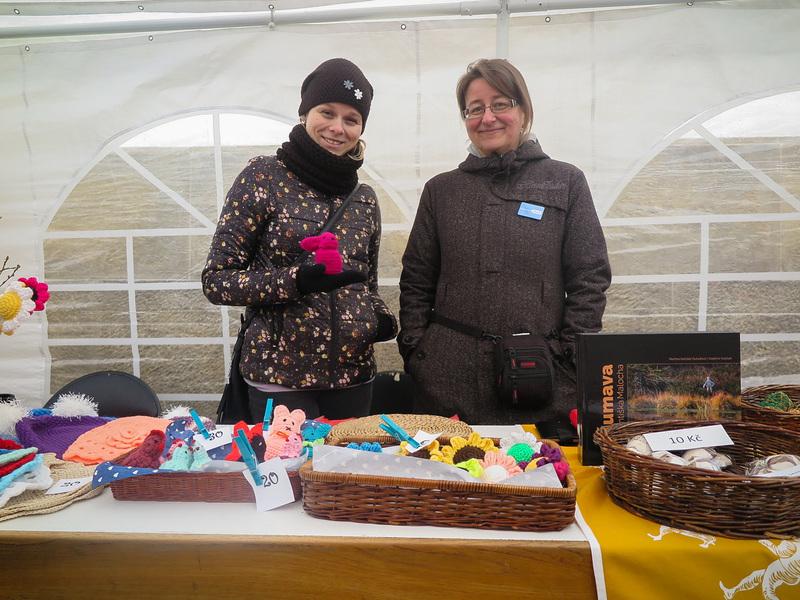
[325,413,472,446]
[594,419,800,539]
[300,439,576,531]
[742,384,800,433]
[110,468,303,502]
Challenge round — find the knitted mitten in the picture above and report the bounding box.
[296,264,365,294]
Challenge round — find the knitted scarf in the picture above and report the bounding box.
[276,124,362,196]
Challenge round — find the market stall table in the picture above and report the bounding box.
[0,486,596,599]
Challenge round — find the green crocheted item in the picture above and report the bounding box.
[507,443,534,463]
[759,391,793,411]
[455,458,484,479]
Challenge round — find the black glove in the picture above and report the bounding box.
[374,313,396,342]
[296,263,366,295]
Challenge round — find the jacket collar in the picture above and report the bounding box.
[458,137,549,176]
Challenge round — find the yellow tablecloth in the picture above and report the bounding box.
[564,447,800,600]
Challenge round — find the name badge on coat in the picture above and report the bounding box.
[518,202,545,220]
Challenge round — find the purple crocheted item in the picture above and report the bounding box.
[15,415,110,459]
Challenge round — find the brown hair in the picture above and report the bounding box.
[456,59,533,137]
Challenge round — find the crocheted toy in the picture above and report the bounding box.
[264,405,306,459]
[224,421,264,461]
[160,442,193,471]
[346,442,382,453]
[188,443,211,471]
[299,232,343,275]
[118,430,165,469]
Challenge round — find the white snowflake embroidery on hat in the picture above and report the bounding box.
[354,89,363,100]
[343,79,354,90]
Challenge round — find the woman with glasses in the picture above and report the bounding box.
[203,58,397,423]
[398,58,611,429]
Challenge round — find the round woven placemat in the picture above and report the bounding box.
[326,414,472,446]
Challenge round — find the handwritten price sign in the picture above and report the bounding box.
[46,477,92,495]
[194,428,232,451]
[643,424,733,452]
[242,457,295,511]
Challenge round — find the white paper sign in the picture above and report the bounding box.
[643,424,734,452]
[408,430,441,453]
[46,477,91,495]
[242,457,296,512]
[194,428,232,451]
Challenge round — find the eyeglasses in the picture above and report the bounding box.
[463,98,518,120]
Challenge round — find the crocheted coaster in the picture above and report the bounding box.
[16,415,110,459]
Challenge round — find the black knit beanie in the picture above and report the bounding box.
[298,58,373,128]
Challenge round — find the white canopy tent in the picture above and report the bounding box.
[2,0,799,405]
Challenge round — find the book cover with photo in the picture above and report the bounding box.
[576,332,741,465]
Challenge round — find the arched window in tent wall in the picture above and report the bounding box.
[602,90,800,388]
[43,111,410,408]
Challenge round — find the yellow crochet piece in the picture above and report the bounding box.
[0,289,22,320]
[432,432,496,464]
[398,439,440,457]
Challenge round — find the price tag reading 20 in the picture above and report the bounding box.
[642,424,734,452]
[243,457,296,512]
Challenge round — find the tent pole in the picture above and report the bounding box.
[0,0,711,40]
[496,0,510,59]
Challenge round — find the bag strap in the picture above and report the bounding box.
[431,312,500,342]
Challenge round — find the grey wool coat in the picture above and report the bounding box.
[398,139,611,425]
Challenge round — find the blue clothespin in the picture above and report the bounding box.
[380,415,420,448]
[189,408,210,440]
[263,397,274,431]
[234,430,262,484]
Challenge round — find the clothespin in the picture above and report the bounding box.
[234,430,262,484]
[379,415,420,448]
[189,408,211,440]
[262,397,274,431]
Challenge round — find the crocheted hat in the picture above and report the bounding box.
[15,415,109,459]
[298,58,373,128]
[63,416,171,465]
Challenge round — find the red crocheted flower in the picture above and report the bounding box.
[19,277,49,312]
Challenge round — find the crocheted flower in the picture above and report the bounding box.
[432,432,496,465]
[480,450,523,479]
[499,431,541,464]
[398,439,439,459]
[18,277,49,312]
[0,280,35,335]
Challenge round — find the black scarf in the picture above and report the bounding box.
[276,124,362,196]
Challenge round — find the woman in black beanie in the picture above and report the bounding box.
[203,58,397,422]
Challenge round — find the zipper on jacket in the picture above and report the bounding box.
[329,293,338,387]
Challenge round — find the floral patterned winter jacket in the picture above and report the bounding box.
[202,155,396,389]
